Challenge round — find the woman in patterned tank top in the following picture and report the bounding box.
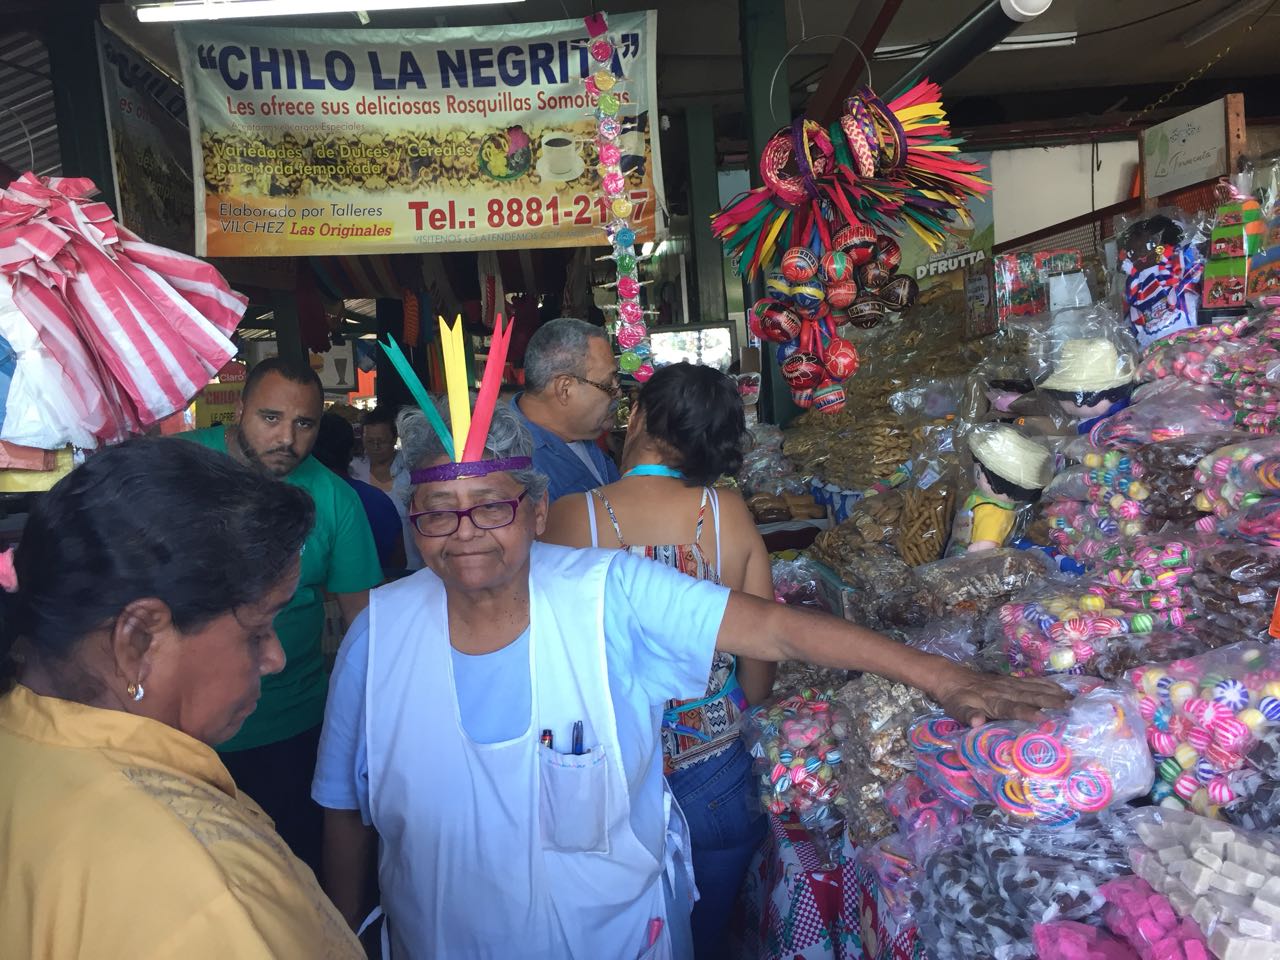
[543,363,774,959]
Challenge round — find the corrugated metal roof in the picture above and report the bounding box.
[0,31,59,178]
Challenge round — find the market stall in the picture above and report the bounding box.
[722,84,1280,958]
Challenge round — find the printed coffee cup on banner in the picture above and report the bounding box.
[541,132,579,176]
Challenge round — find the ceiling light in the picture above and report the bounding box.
[875,31,1076,60]
[134,0,518,22]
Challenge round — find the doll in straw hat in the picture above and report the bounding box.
[948,424,1054,555]
[1038,337,1137,431]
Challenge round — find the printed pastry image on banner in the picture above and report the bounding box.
[175,13,665,256]
[96,23,196,254]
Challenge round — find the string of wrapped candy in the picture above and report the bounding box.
[582,14,653,383]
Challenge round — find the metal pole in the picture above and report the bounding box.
[883,0,1053,101]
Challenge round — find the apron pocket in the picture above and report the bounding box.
[538,743,609,853]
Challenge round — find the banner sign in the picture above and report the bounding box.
[175,13,665,257]
[894,152,995,339]
[96,23,196,253]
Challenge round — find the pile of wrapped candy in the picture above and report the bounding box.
[987,577,1202,679]
[1192,544,1280,647]
[1126,643,1280,819]
[911,809,1138,960]
[908,681,1153,824]
[742,689,851,864]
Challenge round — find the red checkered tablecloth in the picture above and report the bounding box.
[732,814,928,960]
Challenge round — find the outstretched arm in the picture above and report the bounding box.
[715,593,1068,725]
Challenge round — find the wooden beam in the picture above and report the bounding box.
[808,0,906,124]
[1225,92,1247,174]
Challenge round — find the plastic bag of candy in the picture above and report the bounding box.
[1220,497,1280,548]
[858,833,919,935]
[833,673,932,846]
[1126,806,1280,956]
[1089,383,1235,450]
[1137,336,1247,387]
[736,441,795,496]
[1031,921,1139,960]
[1133,432,1242,521]
[1098,875,1211,960]
[1228,724,1280,832]
[987,578,1191,677]
[742,689,851,864]
[1125,642,1280,817]
[843,768,895,848]
[769,555,827,609]
[908,679,1153,825]
[912,546,1058,618]
[1191,542,1280,646]
[1193,434,1280,512]
[912,807,1138,960]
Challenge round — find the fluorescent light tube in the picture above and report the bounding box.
[135,0,518,22]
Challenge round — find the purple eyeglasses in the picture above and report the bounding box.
[409,491,528,537]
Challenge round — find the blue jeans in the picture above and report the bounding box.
[668,738,766,960]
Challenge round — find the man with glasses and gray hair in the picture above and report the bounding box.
[511,317,621,502]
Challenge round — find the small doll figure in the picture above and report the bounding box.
[1039,338,1136,434]
[949,425,1054,555]
[1118,215,1204,349]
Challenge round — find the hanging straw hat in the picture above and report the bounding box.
[1039,338,1134,392]
[968,425,1053,490]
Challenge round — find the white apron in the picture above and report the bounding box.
[367,542,684,960]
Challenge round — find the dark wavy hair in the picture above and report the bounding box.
[1,437,315,695]
[635,362,749,486]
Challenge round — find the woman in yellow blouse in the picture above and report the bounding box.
[0,438,363,960]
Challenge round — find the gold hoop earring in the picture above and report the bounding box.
[126,681,145,703]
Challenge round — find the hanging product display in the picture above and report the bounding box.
[0,172,246,458]
[713,77,987,412]
[583,13,653,383]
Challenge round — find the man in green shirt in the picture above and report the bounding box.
[184,356,381,873]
